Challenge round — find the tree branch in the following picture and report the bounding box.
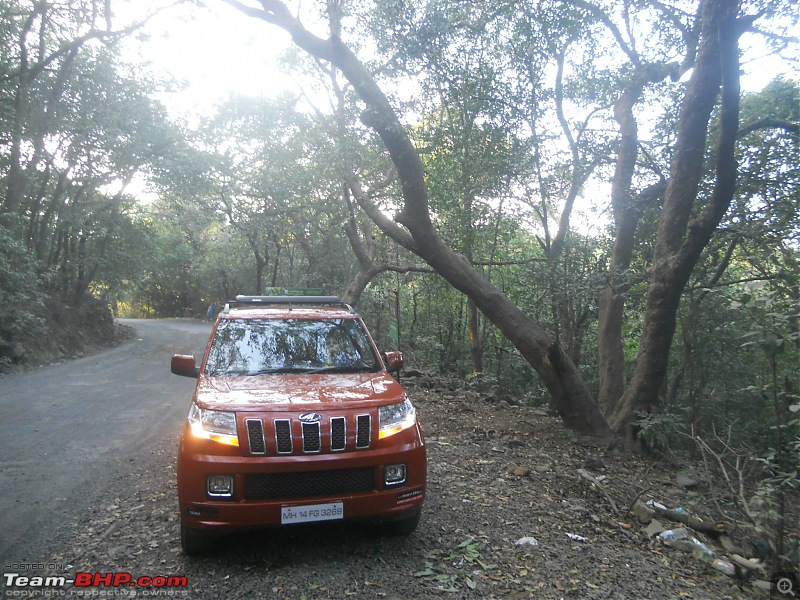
[343,173,418,254]
[737,117,799,138]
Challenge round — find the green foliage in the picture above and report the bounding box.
[633,410,684,454]
[0,222,44,337]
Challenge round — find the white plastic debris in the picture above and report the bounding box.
[515,536,539,547]
[657,528,690,543]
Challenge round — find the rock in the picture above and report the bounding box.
[515,536,539,547]
[631,500,655,523]
[676,473,700,489]
[644,519,666,537]
[509,466,531,477]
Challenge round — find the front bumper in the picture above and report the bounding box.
[177,423,426,532]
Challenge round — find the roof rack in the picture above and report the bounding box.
[224,295,355,314]
[234,295,341,304]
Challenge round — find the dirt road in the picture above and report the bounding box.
[0,318,210,565]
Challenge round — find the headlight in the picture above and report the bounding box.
[378,398,416,439]
[188,403,239,446]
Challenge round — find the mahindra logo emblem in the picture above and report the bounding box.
[299,412,321,423]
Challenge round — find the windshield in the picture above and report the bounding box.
[204,318,382,376]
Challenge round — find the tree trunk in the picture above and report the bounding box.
[467,298,483,374]
[609,0,741,437]
[340,217,433,306]
[597,74,643,417]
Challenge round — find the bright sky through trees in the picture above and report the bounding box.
[112,0,796,215]
[116,0,296,119]
[120,0,795,121]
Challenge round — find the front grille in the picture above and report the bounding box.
[275,419,292,454]
[330,417,346,451]
[243,467,375,500]
[245,413,373,456]
[302,422,321,453]
[356,414,371,448]
[246,419,266,455]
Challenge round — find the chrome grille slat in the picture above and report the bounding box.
[246,419,266,455]
[265,414,372,455]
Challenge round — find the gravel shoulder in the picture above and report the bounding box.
[33,381,777,599]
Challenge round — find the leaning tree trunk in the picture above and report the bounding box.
[609,0,741,439]
[228,0,614,439]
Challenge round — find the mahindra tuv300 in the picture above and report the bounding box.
[170,295,426,554]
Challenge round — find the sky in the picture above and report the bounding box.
[119,0,795,121]
[116,1,297,119]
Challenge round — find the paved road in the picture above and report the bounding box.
[0,319,211,567]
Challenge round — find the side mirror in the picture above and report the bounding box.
[382,351,404,373]
[171,354,199,378]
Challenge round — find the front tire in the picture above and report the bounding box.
[385,509,422,536]
[181,522,212,555]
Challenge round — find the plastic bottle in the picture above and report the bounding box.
[690,538,716,561]
[657,528,690,543]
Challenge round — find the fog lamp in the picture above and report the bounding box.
[384,463,407,486]
[207,475,234,498]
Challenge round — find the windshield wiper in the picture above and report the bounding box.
[302,365,377,375]
[246,367,311,375]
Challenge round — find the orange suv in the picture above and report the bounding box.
[170,295,426,554]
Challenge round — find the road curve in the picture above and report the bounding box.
[0,318,211,567]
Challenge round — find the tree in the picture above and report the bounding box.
[607,0,741,435]
[223,0,614,438]
[221,0,796,446]
[1,0,148,223]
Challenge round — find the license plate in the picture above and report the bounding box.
[281,502,344,524]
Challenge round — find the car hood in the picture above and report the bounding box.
[194,372,405,411]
